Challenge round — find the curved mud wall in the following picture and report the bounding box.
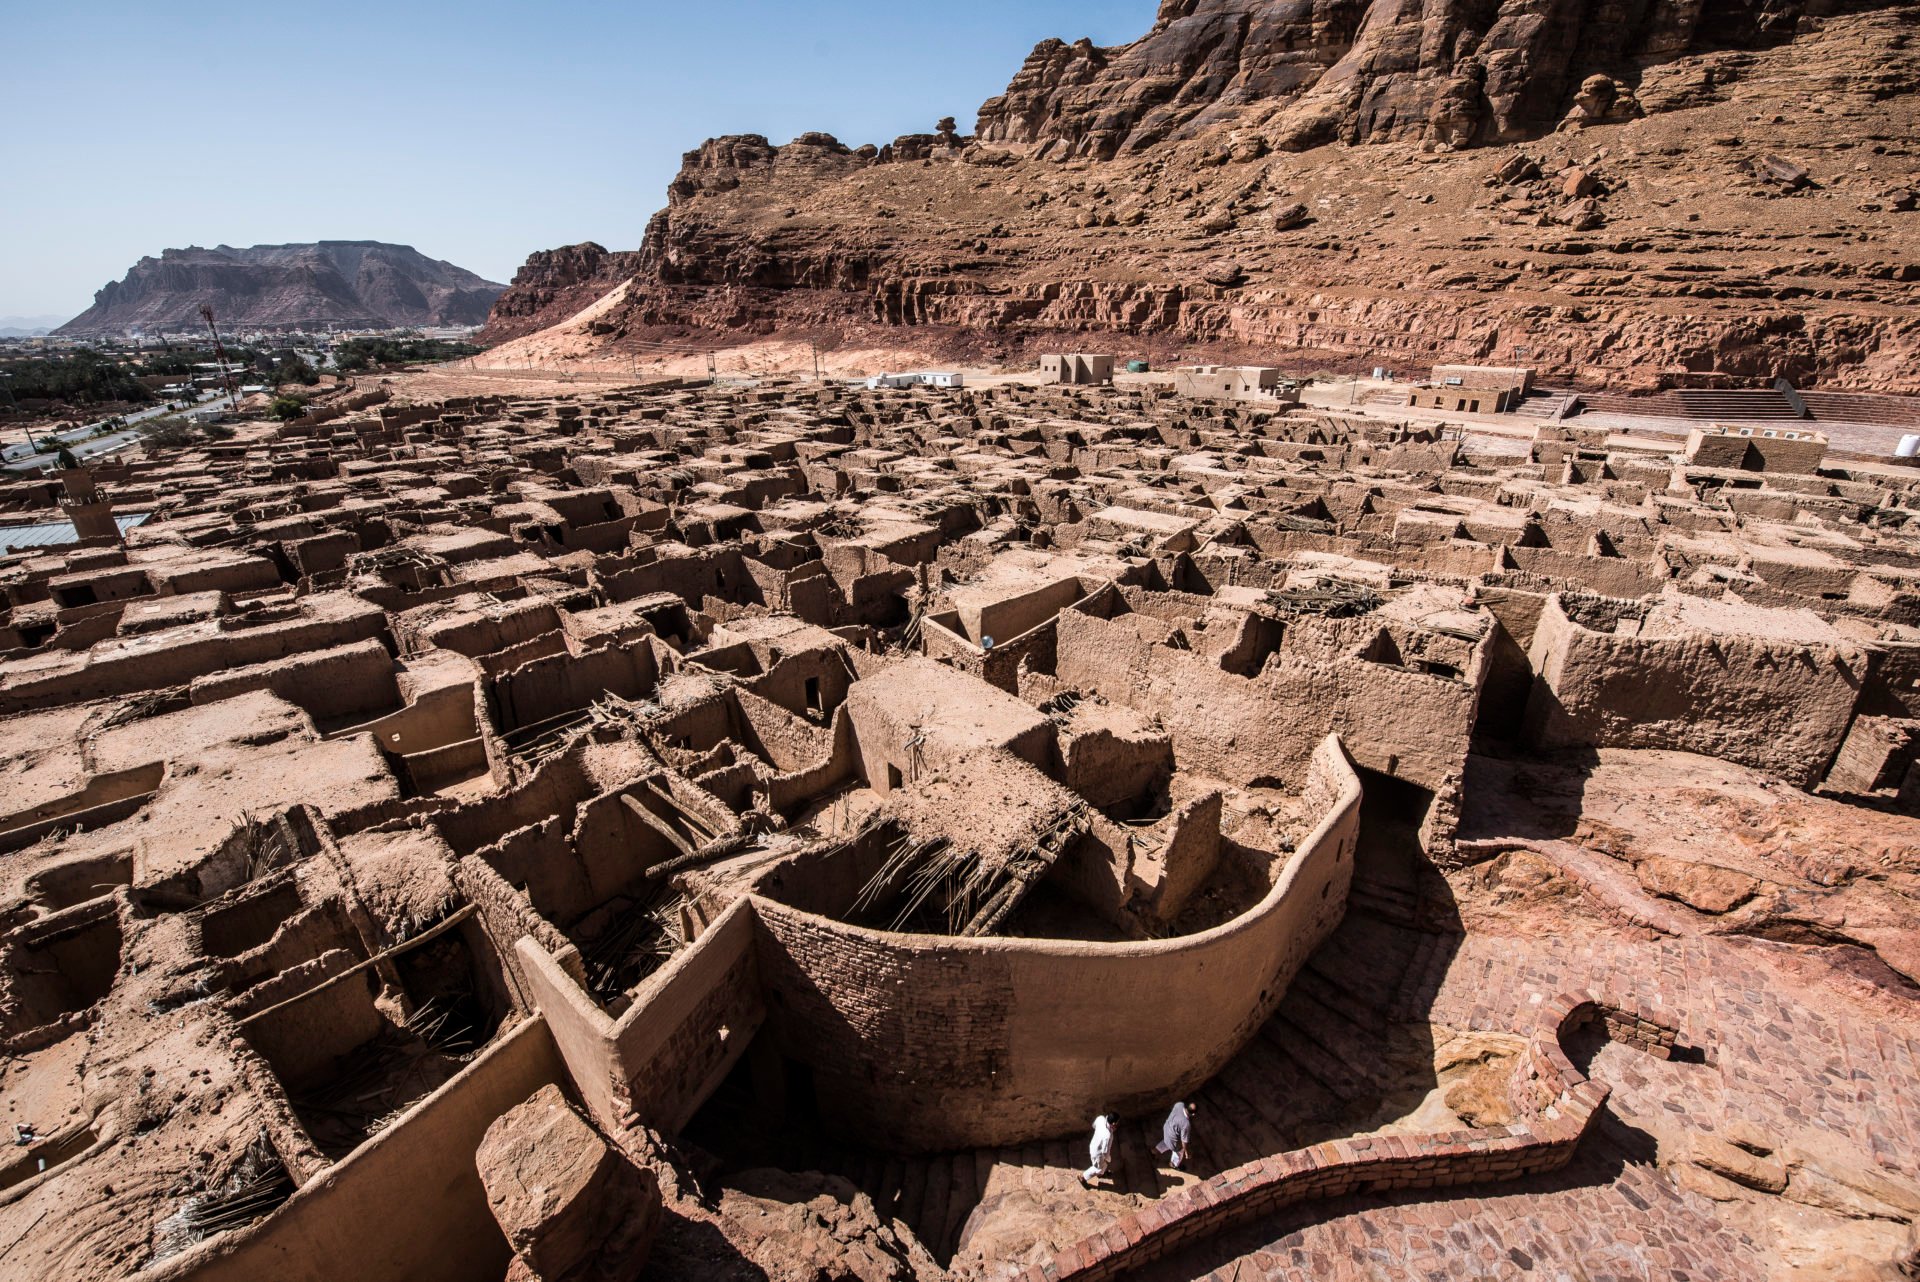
[748,734,1362,1150]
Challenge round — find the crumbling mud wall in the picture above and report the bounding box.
[1524,593,1869,788]
[152,1019,563,1282]
[1054,604,1484,792]
[515,896,764,1137]
[5,366,1919,1282]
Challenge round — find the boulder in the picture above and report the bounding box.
[1271,201,1311,230]
[715,1169,940,1282]
[1495,154,1542,185]
[1685,1132,1789,1193]
[1556,198,1607,231]
[1560,74,1643,129]
[1750,153,1812,189]
[1227,131,1269,162]
[1203,260,1248,288]
[1635,855,1762,914]
[476,1084,661,1282]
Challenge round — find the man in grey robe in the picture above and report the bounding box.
[1154,1100,1193,1170]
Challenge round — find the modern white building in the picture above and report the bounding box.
[865,371,965,390]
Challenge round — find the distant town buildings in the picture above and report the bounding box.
[1171,365,1302,404]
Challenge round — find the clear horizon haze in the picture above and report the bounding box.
[1,0,1148,321]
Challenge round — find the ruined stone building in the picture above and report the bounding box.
[1,376,1917,1281]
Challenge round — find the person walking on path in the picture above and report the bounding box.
[1081,1112,1114,1187]
[1154,1101,1194,1170]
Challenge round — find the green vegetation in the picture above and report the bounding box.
[0,349,152,405]
[143,420,199,448]
[333,337,481,372]
[260,351,320,386]
[267,395,310,421]
[138,345,262,376]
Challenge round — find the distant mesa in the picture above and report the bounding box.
[0,314,67,339]
[57,241,506,336]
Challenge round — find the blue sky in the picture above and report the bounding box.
[0,1,1150,320]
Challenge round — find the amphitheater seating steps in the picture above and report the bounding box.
[1801,391,1920,428]
[1670,389,1803,419]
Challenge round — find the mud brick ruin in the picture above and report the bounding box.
[3,375,1919,1281]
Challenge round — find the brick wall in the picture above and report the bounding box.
[745,734,1362,1151]
[1020,992,1680,1281]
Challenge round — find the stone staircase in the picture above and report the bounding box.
[1800,390,1920,428]
[1670,388,1803,420]
[1512,391,1577,421]
[1566,390,1687,418]
[1575,388,1807,421]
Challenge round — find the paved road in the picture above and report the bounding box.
[4,394,233,470]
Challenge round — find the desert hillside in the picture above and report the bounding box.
[485,0,1920,391]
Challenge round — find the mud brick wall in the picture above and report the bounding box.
[152,1019,563,1282]
[610,897,764,1134]
[762,710,857,818]
[1524,593,1867,788]
[1055,605,1481,792]
[487,643,658,734]
[750,901,1018,1103]
[0,595,391,714]
[747,734,1362,1151]
[189,638,400,724]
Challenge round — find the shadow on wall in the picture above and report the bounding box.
[1230,764,1468,1157]
[1452,746,1605,844]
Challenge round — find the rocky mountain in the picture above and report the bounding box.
[485,0,1920,391]
[974,0,1806,159]
[483,242,642,339]
[59,242,506,335]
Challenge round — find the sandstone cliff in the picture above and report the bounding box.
[485,1,1920,391]
[60,241,506,335]
[482,242,643,342]
[974,0,1820,159]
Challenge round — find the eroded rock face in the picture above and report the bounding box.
[486,243,643,341]
[483,3,1920,390]
[974,0,1822,160]
[1634,854,1762,914]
